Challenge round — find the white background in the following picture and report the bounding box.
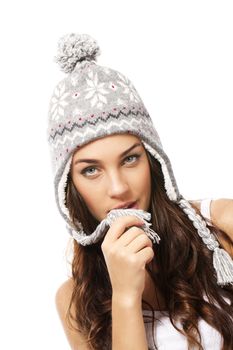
[0,1,232,349]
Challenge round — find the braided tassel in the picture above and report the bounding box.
[213,248,233,286]
[66,208,160,246]
[179,198,233,286]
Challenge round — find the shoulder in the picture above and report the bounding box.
[55,278,74,307]
[211,199,233,255]
[55,278,91,350]
[190,198,233,236]
[211,198,233,231]
[55,278,75,325]
[55,278,75,333]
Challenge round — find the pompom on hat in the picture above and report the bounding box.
[47,33,233,287]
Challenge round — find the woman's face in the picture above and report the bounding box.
[71,133,151,221]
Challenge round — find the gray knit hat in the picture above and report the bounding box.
[47,33,233,286]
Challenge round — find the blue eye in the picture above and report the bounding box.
[81,167,97,176]
[81,154,141,178]
[124,154,140,164]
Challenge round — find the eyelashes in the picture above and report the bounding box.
[80,153,142,178]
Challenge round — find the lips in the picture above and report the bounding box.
[108,201,138,213]
[127,201,138,209]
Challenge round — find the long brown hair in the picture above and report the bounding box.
[64,150,233,350]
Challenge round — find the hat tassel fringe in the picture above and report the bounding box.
[213,247,233,286]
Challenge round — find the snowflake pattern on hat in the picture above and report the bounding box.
[84,71,109,108]
[50,82,70,121]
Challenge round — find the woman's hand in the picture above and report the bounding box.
[101,215,154,301]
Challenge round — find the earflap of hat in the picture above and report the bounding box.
[57,152,86,236]
[141,140,180,202]
[57,155,72,220]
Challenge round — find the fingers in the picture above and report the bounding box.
[101,214,154,269]
[137,246,155,265]
[103,215,144,245]
[117,226,146,246]
[125,231,153,253]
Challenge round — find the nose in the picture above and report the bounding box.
[106,171,130,198]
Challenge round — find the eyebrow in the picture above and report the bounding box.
[74,142,142,165]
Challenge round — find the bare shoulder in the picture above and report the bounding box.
[211,198,233,242]
[55,278,91,350]
[55,278,74,306]
[210,198,233,224]
[189,198,233,228]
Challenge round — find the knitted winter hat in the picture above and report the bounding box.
[47,33,233,286]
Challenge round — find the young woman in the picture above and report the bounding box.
[47,33,233,349]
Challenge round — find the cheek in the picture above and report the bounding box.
[83,192,105,222]
[73,177,104,214]
[136,161,151,190]
[138,163,152,209]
